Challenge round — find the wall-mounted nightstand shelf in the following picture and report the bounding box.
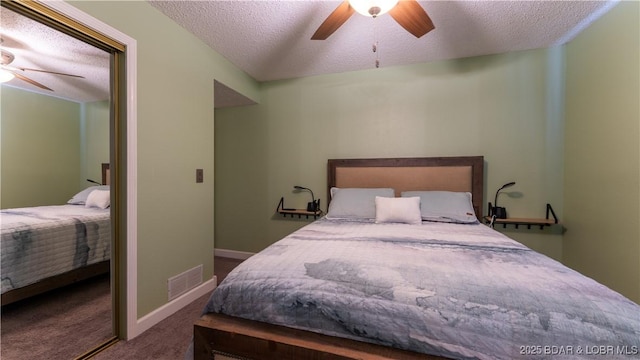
[276,197,323,219]
[484,203,559,230]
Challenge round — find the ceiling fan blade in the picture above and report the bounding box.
[389,0,435,38]
[17,67,84,78]
[12,71,53,91]
[311,1,355,40]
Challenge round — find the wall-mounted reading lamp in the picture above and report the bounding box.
[293,185,320,212]
[492,181,515,219]
[87,178,103,186]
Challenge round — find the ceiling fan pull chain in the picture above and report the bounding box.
[373,18,380,68]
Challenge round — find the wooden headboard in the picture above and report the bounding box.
[327,156,484,220]
[102,163,110,185]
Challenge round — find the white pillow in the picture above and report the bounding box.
[375,196,422,224]
[68,185,109,205]
[85,189,110,209]
[401,191,477,224]
[326,187,395,220]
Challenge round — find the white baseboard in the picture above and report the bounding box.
[214,248,255,260]
[130,249,252,338]
[129,277,216,339]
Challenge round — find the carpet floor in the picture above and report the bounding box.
[94,257,243,360]
[1,257,244,359]
[93,293,211,360]
[1,273,113,359]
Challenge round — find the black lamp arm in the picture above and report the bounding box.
[87,178,103,186]
[294,186,319,212]
[494,181,516,207]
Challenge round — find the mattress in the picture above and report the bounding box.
[206,218,640,359]
[1,205,111,294]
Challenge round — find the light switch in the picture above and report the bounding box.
[196,169,204,183]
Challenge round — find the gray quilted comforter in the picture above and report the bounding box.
[2,205,110,294]
[206,218,640,359]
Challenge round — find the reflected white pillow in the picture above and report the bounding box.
[85,189,110,209]
[68,185,109,205]
[326,187,395,220]
[401,191,477,224]
[375,196,422,224]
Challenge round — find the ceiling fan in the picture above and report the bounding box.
[311,0,435,40]
[0,47,84,91]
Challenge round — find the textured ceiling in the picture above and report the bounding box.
[150,0,617,82]
[0,1,617,105]
[0,6,110,103]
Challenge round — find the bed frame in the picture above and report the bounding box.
[194,156,485,360]
[102,162,110,185]
[1,163,111,306]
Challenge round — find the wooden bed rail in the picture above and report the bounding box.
[195,313,448,360]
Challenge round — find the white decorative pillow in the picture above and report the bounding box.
[401,191,477,224]
[68,185,109,205]
[375,196,422,224]
[326,187,395,220]
[85,189,110,209]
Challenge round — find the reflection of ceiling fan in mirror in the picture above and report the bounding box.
[0,47,84,91]
[311,0,435,40]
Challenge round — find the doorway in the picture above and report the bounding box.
[0,1,126,358]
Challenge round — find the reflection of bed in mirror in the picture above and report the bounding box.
[1,163,111,305]
[193,156,640,360]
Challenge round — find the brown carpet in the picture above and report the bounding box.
[93,257,244,359]
[93,294,209,360]
[0,257,244,360]
[92,292,211,360]
[1,273,113,359]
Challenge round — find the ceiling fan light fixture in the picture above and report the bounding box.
[349,0,399,17]
[0,68,15,83]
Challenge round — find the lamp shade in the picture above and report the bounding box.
[349,0,399,17]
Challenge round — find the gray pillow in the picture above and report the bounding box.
[67,185,110,205]
[401,191,477,224]
[326,187,395,220]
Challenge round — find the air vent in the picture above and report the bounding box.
[168,264,203,301]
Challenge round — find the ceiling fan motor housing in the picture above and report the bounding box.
[350,0,399,17]
[312,0,433,40]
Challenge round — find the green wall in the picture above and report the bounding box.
[215,47,565,259]
[1,88,110,209]
[81,100,110,184]
[1,86,81,208]
[564,1,640,303]
[69,0,260,318]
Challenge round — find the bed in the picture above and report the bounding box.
[193,156,640,359]
[1,163,111,305]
